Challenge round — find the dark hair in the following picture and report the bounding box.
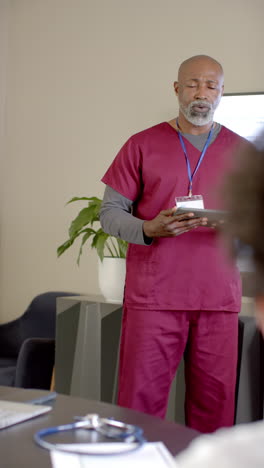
[223,132,264,295]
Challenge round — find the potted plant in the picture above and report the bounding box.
[57,196,128,302]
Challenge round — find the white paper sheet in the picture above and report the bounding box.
[50,442,177,468]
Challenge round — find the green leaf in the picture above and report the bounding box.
[92,230,110,261]
[66,196,102,205]
[57,239,75,257]
[68,207,98,238]
[77,230,93,265]
[117,238,128,258]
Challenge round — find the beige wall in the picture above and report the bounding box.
[1,0,264,322]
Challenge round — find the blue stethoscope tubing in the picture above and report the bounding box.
[34,416,146,456]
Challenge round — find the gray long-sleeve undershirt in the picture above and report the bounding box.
[100,124,222,246]
[100,186,148,245]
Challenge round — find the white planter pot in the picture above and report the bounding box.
[98,257,126,303]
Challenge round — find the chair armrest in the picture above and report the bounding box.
[0,319,23,357]
[14,338,55,390]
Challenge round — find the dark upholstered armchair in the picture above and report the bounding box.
[0,291,77,389]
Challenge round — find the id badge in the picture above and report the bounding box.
[175,195,204,209]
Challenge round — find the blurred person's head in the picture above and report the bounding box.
[223,131,264,333]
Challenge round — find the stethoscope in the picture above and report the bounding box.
[34,413,146,456]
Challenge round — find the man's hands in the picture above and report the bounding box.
[143,207,208,239]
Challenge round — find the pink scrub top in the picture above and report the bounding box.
[102,123,244,312]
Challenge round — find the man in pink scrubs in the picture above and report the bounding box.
[100,55,247,433]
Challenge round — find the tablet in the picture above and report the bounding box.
[175,207,227,224]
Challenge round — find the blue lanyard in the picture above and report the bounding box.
[177,120,214,196]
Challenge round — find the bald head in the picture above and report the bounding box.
[178,55,224,84]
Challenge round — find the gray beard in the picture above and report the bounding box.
[180,100,216,126]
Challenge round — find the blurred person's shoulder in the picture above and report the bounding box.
[176,420,264,468]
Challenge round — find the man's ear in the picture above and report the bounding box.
[174,81,179,96]
[221,84,224,96]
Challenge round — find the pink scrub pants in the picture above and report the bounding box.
[117,307,238,433]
